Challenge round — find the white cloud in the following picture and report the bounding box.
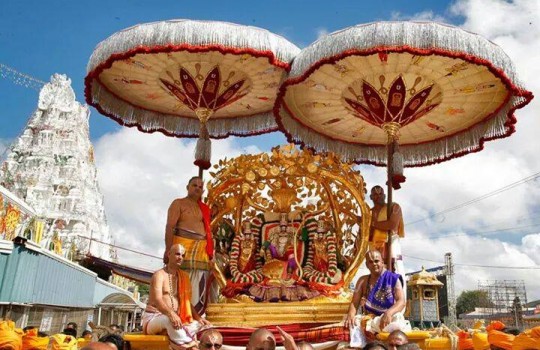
[0,138,12,159]
[390,10,448,23]
[363,0,540,301]
[316,27,329,39]
[94,128,260,271]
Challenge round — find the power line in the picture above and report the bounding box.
[407,222,540,241]
[405,171,540,226]
[77,235,161,260]
[403,254,540,270]
[0,63,46,91]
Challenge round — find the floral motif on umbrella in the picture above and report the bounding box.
[85,20,300,172]
[275,21,533,169]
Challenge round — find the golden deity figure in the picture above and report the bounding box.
[238,222,257,273]
[260,213,299,281]
[225,221,263,292]
[303,220,343,287]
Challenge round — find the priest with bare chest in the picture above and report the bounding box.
[164,176,214,314]
[144,244,210,350]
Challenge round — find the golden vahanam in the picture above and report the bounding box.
[207,144,371,289]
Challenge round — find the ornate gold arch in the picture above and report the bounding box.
[207,144,371,288]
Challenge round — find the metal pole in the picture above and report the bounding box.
[386,141,394,271]
[445,253,457,326]
[382,122,400,272]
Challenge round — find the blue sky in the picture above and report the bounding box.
[1,0,451,144]
[3,0,540,299]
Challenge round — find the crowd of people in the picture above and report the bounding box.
[0,320,128,350]
[78,326,418,350]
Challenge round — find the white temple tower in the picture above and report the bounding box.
[0,74,113,259]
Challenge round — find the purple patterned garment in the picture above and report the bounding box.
[364,270,403,316]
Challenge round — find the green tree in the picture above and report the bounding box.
[136,282,150,298]
[456,290,492,316]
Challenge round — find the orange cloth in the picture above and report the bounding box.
[177,269,194,324]
[22,328,49,350]
[457,330,474,350]
[0,320,23,350]
[173,235,210,270]
[472,332,489,350]
[48,334,78,350]
[512,326,540,350]
[198,201,214,260]
[488,330,515,350]
[531,326,540,338]
[486,321,506,332]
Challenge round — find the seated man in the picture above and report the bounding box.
[344,250,406,347]
[143,244,210,350]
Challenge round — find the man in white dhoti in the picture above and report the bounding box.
[143,244,211,350]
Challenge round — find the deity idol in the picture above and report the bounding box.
[304,220,342,285]
[260,213,298,280]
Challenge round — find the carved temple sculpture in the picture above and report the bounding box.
[206,145,371,316]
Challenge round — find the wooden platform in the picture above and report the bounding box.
[206,301,350,327]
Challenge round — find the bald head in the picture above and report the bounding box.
[81,342,116,350]
[371,185,384,193]
[247,328,276,350]
[167,243,187,269]
[170,243,186,254]
[365,250,385,275]
[370,185,386,205]
[200,329,223,350]
[388,330,408,349]
[366,250,383,261]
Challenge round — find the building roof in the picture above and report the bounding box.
[0,185,36,216]
[0,239,142,310]
[408,266,444,287]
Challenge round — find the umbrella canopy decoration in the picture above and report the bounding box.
[85,19,300,174]
[274,21,533,269]
[275,21,533,172]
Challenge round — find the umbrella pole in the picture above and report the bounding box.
[198,166,204,179]
[386,141,394,272]
[382,122,400,272]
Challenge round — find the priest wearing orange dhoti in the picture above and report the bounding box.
[369,185,405,274]
[144,244,211,350]
[164,176,215,314]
